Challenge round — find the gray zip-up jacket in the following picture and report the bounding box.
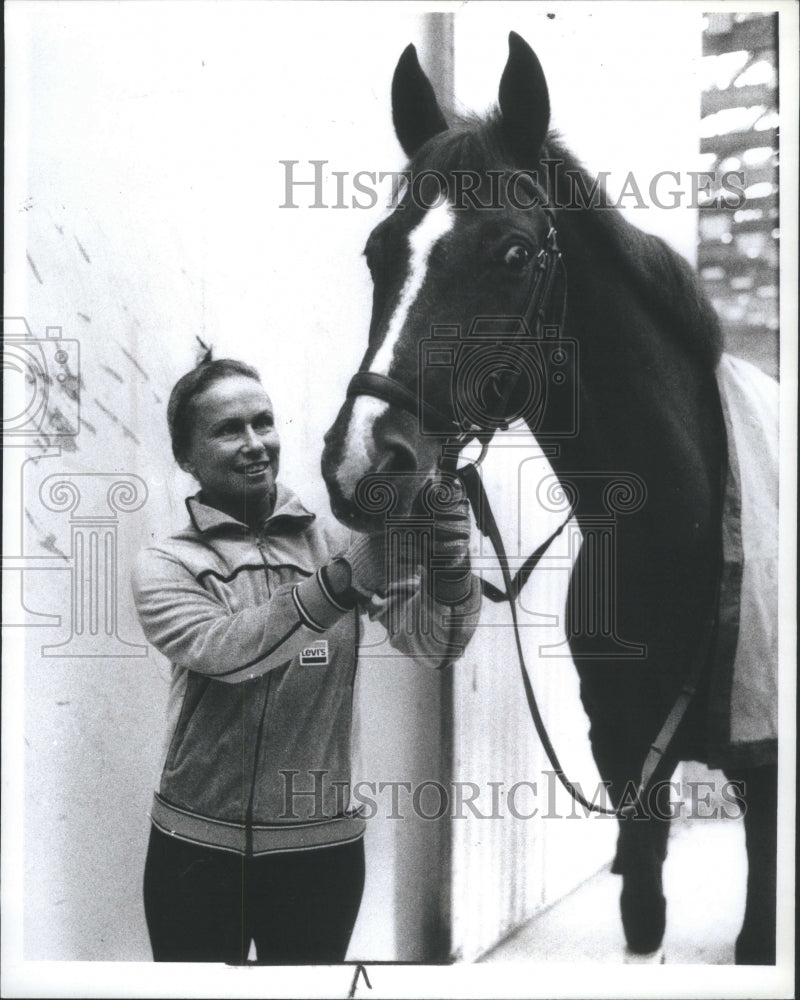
[132,484,480,855]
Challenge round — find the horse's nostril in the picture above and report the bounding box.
[376,438,418,475]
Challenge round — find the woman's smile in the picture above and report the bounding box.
[240,459,271,476]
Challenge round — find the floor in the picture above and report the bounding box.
[480,815,747,964]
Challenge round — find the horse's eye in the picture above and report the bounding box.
[503,244,532,270]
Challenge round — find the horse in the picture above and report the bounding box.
[320,32,777,964]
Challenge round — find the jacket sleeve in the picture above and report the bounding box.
[131,546,353,684]
[365,566,482,670]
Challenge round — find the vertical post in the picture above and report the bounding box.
[425,9,455,962]
[382,12,455,962]
[426,16,456,958]
[420,13,455,119]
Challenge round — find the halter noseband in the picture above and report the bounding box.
[345,198,566,464]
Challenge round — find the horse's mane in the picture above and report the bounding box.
[412,113,723,369]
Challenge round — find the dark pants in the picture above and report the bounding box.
[143,825,365,964]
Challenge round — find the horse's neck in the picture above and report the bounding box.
[534,209,726,512]
[551,193,723,370]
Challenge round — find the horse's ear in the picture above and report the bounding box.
[498,32,550,167]
[392,44,448,158]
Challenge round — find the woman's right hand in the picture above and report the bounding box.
[324,534,388,605]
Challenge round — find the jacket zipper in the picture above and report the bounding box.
[243,537,273,856]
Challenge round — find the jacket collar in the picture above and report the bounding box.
[186,483,316,536]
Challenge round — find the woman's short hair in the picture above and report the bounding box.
[167,355,261,464]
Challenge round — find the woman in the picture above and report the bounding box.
[132,354,479,964]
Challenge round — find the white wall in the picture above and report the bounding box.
[3,0,448,968]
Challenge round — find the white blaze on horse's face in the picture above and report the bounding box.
[335,201,455,497]
[370,200,455,376]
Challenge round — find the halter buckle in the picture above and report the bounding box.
[438,430,492,475]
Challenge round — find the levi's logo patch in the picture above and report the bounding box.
[299,641,329,666]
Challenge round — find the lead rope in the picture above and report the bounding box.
[457,462,620,816]
[455,460,719,819]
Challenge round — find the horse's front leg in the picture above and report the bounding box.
[615,778,673,957]
[575,661,677,958]
[584,704,675,956]
[724,763,777,965]
[567,536,700,960]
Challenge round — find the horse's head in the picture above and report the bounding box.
[322,32,558,531]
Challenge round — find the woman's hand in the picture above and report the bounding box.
[430,494,473,604]
[346,533,390,600]
[323,534,389,606]
[326,486,474,608]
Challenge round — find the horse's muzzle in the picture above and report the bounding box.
[321,403,438,531]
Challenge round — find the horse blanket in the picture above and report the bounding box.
[707,352,779,769]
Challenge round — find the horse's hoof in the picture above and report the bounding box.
[620,887,666,955]
[624,946,666,964]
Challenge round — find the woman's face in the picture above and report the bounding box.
[182,375,280,516]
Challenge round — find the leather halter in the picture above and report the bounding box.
[346,202,567,453]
